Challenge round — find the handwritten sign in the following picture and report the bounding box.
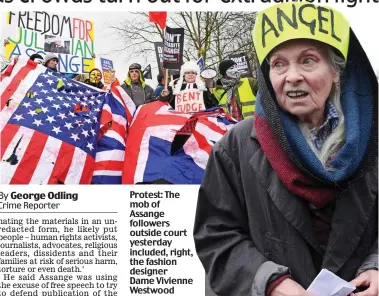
[3,11,96,74]
[252,3,350,64]
[175,89,205,113]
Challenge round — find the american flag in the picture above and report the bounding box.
[122,101,237,184]
[0,57,131,184]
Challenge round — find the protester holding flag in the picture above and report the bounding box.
[159,60,218,112]
[120,63,154,107]
[194,3,378,296]
[213,59,258,121]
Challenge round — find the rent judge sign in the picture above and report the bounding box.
[175,89,205,113]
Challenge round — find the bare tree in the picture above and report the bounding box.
[109,12,258,76]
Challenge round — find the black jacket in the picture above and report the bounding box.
[120,70,154,106]
[194,118,378,296]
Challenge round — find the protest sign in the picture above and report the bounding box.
[143,64,152,80]
[100,58,114,84]
[163,26,184,70]
[3,11,96,73]
[229,53,251,76]
[252,3,350,64]
[154,42,164,75]
[175,89,205,113]
[197,57,205,71]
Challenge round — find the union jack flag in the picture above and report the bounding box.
[92,85,135,184]
[122,101,237,184]
[0,57,131,184]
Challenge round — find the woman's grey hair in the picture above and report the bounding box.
[299,46,347,170]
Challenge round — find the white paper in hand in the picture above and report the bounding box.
[307,269,356,296]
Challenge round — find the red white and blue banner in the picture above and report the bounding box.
[122,101,237,184]
[1,58,237,185]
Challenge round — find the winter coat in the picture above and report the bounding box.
[194,118,378,296]
[213,77,258,119]
[194,4,378,295]
[120,70,154,106]
[153,83,165,98]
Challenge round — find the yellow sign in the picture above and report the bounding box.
[252,3,350,65]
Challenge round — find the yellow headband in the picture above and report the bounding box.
[252,3,350,65]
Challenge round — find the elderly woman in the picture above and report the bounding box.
[194,3,378,296]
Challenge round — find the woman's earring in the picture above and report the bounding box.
[334,81,340,90]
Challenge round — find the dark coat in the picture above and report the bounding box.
[120,70,154,106]
[194,117,378,296]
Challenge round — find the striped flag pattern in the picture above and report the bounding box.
[122,101,237,184]
[0,57,131,184]
[1,58,237,185]
[92,86,135,184]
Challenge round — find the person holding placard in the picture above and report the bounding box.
[194,3,378,296]
[159,60,218,112]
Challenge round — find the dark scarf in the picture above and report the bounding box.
[254,31,378,209]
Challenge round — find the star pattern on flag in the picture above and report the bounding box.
[8,72,106,157]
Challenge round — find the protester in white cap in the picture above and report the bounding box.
[43,53,59,72]
[159,60,218,112]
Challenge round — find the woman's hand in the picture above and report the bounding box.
[350,269,378,296]
[270,278,310,296]
[161,89,169,97]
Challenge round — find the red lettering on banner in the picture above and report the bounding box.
[86,21,93,42]
[176,90,205,113]
[73,18,90,41]
[182,92,188,102]
[73,19,80,40]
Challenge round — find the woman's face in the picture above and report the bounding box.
[184,72,197,83]
[269,39,339,124]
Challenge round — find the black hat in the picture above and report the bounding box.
[219,60,237,76]
[129,63,142,71]
[29,53,43,61]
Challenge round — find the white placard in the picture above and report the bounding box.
[175,89,205,113]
